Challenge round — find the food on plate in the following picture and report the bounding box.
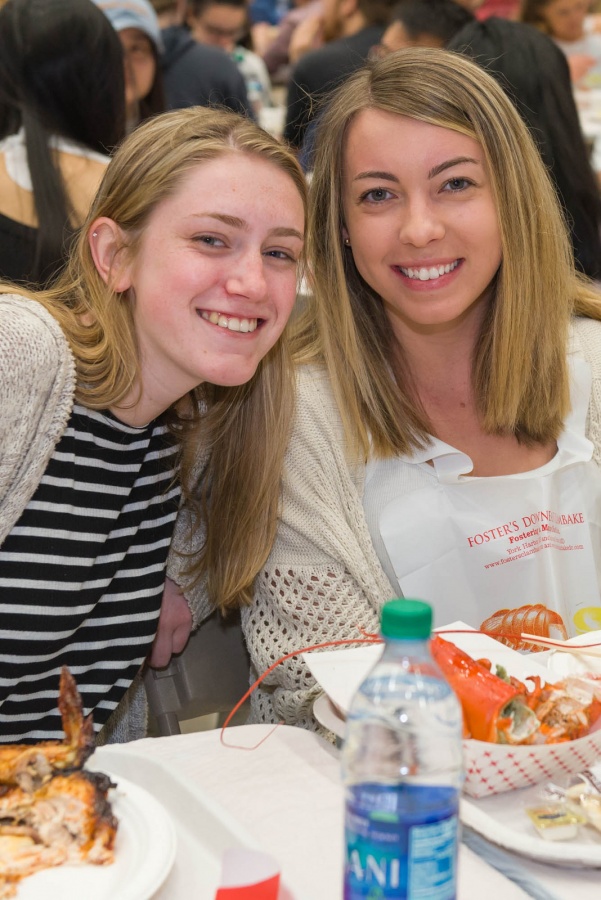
[0,668,117,898]
[0,668,94,792]
[480,603,567,651]
[430,635,601,745]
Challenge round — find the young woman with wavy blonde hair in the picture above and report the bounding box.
[0,105,306,743]
[191,48,601,734]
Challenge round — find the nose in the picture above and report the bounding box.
[398,196,445,247]
[224,251,268,301]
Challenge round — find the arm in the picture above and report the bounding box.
[148,576,193,667]
[165,504,214,629]
[242,367,395,733]
[0,294,75,545]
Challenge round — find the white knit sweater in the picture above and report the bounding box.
[174,315,601,735]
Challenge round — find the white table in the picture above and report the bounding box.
[97,724,541,899]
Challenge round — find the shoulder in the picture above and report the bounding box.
[0,292,75,418]
[295,364,340,424]
[570,315,601,374]
[185,41,243,81]
[292,26,383,86]
[0,293,70,369]
[571,316,601,451]
[290,363,363,481]
[290,42,339,83]
[0,294,75,543]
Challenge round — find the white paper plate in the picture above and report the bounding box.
[313,692,345,740]
[16,773,176,900]
[461,784,601,868]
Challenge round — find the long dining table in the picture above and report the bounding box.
[92,723,601,899]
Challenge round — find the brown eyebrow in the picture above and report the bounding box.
[193,214,303,242]
[427,157,479,178]
[203,213,246,228]
[352,157,480,184]
[271,226,304,241]
[352,171,398,183]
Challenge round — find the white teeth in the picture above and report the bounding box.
[201,311,258,332]
[400,260,459,281]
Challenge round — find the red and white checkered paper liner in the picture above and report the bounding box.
[306,624,601,799]
[463,727,601,798]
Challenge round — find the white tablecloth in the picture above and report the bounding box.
[100,724,542,900]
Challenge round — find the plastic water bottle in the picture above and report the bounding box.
[342,598,464,900]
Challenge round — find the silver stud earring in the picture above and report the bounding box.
[92,232,98,238]
[344,237,351,246]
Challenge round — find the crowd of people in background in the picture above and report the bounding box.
[3,0,601,288]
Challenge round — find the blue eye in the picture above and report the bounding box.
[361,187,393,203]
[443,177,472,193]
[194,235,225,247]
[264,249,297,262]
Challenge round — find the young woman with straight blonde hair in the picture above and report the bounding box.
[175,47,601,734]
[0,105,306,743]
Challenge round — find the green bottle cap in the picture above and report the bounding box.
[380,598,433,640]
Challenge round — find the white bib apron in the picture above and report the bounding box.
[366,357,601,641]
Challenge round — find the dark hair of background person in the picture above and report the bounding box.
[448,17,601,281]
[0,0,126,287]
[519,0,555,31]
[358,0,400,25]
[189,0,247,10]
[387,0,475,47]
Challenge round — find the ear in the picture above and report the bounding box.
[88,217,132,293]
[342,225,350,243]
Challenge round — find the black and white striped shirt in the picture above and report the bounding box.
[0,404,180,742]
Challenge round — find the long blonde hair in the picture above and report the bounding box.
[1,106,308,610]
[294,47,601,461]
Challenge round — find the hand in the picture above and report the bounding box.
[251,22,278,56]
[288,13,324,64]
[148,577,193,668]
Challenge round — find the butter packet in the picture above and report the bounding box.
[526,803,584,841]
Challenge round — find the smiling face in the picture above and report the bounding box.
[113,152,304,418]
[342,109,502,343]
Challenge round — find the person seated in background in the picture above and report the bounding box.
[0,104,306,744]
[0,0,125,288]
[284,0,397,151]
[169,48,601,734]
[448,16,601,281]
[262,0,323,83]
[186,0,273,115]
[93,0,167,132]
[149,0,253,116]
[521,0,601,88]
[379,0,475,52]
